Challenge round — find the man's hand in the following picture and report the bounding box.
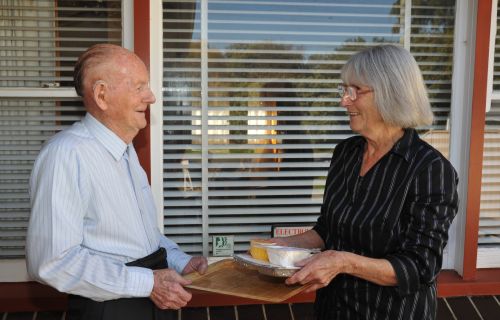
[150,269,192,310]
[182,256,208,275]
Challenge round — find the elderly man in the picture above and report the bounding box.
[26,44,207,320]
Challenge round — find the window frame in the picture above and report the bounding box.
[457,0,495,279]
[2,0,500,294]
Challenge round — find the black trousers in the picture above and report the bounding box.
[66,248,177,320]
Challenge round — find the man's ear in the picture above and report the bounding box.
[92,80,108,111]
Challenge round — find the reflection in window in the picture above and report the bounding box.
[0,0,121,258]
[477,100,500,267]
[475,3,500,267]
[162,0,456,255]
[0,98,85,258]
[248,97,279,164]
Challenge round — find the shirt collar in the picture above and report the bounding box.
[82,113,128,161]
[346,128,418,163]
[391,128,418,162]
[347,135,365,153]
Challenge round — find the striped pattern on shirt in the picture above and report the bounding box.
[26,113,191,301]
[313,128,459,320]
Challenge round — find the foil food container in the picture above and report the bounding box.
[233,253,298,278]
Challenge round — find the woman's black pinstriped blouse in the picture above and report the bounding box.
[313,128,459,320]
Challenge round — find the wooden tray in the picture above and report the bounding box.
[184,259,309,303]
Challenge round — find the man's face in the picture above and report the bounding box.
[103,54,156,142]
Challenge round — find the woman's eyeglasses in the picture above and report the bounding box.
[337,84,373,101]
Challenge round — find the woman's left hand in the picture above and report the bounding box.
[182,256,208,275]
[285,250,347,293]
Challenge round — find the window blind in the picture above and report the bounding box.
[0,98,85,258]
[0,0,122,258]
[477,2,500,266]
[493,5,500,91]
[162,0,456,256]
[478,111,500,258]
[0,0,121,88]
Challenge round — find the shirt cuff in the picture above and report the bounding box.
[167,248,192,274]
[385,254,421,296]
[125,266,154,297]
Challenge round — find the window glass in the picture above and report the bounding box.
[477,4,500,267]
[477,101,500,267]
[0,0,121,89]
[493,5,500,91]
[162,0,456,255]
[0,98,86,258]
[0,0,122,258]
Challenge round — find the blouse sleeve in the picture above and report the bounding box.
[313,139,350,243]
[385,157,459,296]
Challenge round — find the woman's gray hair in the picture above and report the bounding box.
[341,44,433,128]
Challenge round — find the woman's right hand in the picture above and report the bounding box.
[285,250,347,292]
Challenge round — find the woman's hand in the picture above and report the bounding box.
[182,256,208,275]
[286,250,398,291]
[285,250,347,293]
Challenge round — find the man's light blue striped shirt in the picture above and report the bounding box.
[26,113,191,301]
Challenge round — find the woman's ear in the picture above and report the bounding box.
[92,80,108,111]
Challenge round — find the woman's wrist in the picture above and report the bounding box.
[337,251,354,275]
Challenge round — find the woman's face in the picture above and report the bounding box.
[340,85,384,137]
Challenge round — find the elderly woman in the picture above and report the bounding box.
[268,45,459,319]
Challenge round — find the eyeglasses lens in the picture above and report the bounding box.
[349,87,357,100]
[338,85,357,100]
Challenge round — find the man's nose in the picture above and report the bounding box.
[145,88,156,104]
